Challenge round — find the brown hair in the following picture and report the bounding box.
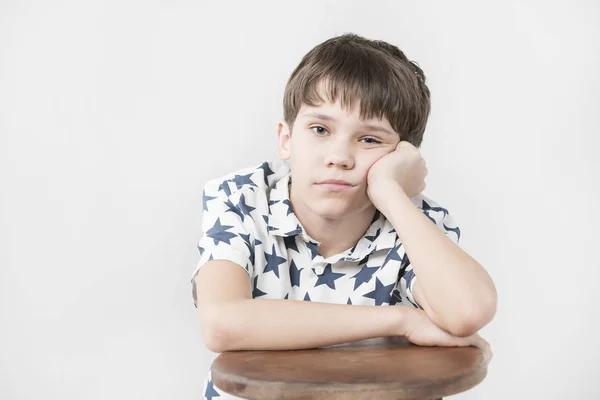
[283,33,431,147]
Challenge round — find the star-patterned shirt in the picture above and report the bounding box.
[191,159,461,400]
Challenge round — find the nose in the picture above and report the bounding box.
[324,142,355,169]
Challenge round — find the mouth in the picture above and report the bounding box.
[315,180,355,191]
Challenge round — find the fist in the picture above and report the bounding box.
[367,141,428,200]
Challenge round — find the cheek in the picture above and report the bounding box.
[292,134,318,155]
[358,150,389,174]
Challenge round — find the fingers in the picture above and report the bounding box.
[447,336,493,367]
[483,346,493,366]
[397,140,414,148]
[468,334,493,366]
[470,334,488,349]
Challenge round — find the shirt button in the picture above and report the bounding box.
[315,266,324,275]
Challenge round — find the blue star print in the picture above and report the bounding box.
[351,265,380,290]
[229,173,258,190]
[284,224,302,237]
[218,181,231,197]
[237,193,256,220]
[306,241,319,260]
[282,199,294,216]
[224,199,245,220]
[289,260,301,287]
[202,191,217,212]
[403,268,415,291]
[263,244,286,278]
[422,199,449,217]
[205,380,220,399]
[357,255,370,265]
[252,275,267,298]
[314,264,345,290]
[238,232,255,266]
[389,289,403,306]
[364,228,381,243]
[444,223,461,241]
[363,277,395,305]
[258,161,275,185]
[205,218,237,246]
[283,235,299,253]
[421,199,450,225]
[381,243,403,269]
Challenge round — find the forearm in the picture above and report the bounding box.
[204,299,409,352]
[381,184,497,333]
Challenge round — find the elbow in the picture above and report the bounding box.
[448,297,497,338]
[200,308,237,353]
[447,318,486,338]
[202,325,230,353]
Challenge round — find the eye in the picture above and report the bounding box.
[361,137,382,145]
[310,126,329,136]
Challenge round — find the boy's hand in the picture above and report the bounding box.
[399,307,493,365]
[367,141,428,205]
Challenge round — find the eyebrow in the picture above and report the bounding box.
[300,112,395,135]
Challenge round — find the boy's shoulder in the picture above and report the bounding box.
[202,159,290,200]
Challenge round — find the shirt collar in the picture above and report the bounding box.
[266,173,306,238]
[266,172,398,262]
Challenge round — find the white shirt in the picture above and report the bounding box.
[191,159,461,400]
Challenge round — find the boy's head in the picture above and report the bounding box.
[276,33,431,220]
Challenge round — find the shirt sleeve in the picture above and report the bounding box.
[420,196,461,245]
[394,256,423,310]
[190,180,255,308]
[395,196,461,309]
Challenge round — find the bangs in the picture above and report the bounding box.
[303,55,409,125]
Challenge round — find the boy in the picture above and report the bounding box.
[192,33,497,399]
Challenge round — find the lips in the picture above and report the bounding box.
[317,179,354,186]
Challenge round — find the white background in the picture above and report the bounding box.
[1,1,599,399]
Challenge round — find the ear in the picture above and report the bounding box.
[277,121,292,160]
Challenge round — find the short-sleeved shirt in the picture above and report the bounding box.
[191,159,461,400]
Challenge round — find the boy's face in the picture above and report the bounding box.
[277,98,400,220]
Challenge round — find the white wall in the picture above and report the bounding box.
[1,1,599,399]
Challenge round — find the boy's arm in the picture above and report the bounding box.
[194,260,409,352]
[379,184,497,337]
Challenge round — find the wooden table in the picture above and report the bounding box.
[211,336,488,399]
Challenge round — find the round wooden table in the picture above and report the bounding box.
[211,336,488,399]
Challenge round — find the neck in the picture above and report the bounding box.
[290,184,377,259]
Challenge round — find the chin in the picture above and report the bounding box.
[310,199,358,220]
